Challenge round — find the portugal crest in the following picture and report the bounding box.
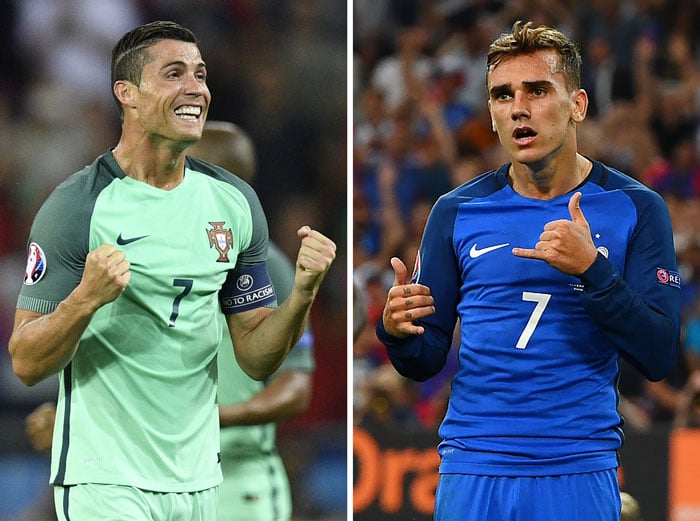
[207,222,233,262]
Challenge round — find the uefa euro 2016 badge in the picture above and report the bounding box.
[24,242,46,285]
[207,221,233,262]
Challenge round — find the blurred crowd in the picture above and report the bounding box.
[0,1,346,519]
[353,0,700,433]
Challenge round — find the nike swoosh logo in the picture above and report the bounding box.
[469,242,510,258]
[116,233,149,245]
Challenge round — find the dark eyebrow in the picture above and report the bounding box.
[489,80,553,99]
[160,60,207,71]
[522,80,553,91]
[489,84,512,99]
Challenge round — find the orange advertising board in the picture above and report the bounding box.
[353,426,438,518]
[669,428,700,521]
[354,424,673,521]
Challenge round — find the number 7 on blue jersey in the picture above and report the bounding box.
[516,292,551,349]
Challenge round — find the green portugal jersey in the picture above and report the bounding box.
[17,151,275,493]
[217,243,314,459]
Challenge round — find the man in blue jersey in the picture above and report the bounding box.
[9,21,336,521]
[376,21,680,520]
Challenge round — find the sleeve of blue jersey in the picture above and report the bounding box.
[578,186,680,381]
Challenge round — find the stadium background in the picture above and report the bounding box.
[353,1,700,521]
[0,1,347,520]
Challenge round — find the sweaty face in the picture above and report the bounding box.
[487,50,585,168]
[132,39,210,145]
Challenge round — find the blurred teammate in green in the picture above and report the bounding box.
[188,121,315,521]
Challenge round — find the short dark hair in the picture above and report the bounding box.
[111,20,198,119]
[487,21,582,90]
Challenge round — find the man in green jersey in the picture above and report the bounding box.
[188,122,315,521]
[9,21,336,521]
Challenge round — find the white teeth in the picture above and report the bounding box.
[174,106,201,119]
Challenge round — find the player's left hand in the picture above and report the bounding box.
[294,226,336,296]
[26,401,56,453]
[512,192,598,275]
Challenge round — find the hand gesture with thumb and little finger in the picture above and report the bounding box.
[511,192,598,275]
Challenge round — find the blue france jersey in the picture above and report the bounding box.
[379,160,680,476]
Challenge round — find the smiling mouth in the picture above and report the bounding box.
[174,105,202,121]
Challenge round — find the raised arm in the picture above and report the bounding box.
[9,244,131,386]
[513,191,680,381]
[376,195,461,381]
[225,226,335,380]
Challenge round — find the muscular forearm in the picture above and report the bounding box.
[229,288,314,381]
[228,227,334,380]
[219,371,312,427]
[11,244,130,386]
[9,290,99,386]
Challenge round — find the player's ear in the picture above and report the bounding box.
[571,88,588,123]
[114,80,138,111]
[487,99,497,132]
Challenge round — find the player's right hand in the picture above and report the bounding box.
[382,257,434,338]
[75,244,131,309]
[294,226,336,296]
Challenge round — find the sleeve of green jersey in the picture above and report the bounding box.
[17,166,104,314]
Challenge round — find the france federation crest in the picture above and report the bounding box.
[24,242,46,285]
